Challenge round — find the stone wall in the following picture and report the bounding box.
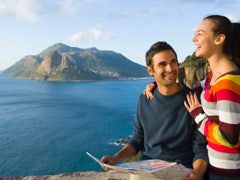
[0,170,130,180]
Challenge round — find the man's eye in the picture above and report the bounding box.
[172,61,178,64]
[159,63,166,67]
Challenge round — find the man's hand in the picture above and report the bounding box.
[185,171,204,180]
[101,155,119,171]
[185,159,208,180]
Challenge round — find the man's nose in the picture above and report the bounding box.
[166,64,174,71]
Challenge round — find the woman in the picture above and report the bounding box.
[144,15,240,180]
[184,15,240,180]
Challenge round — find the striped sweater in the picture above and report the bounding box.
[191,70,240,177]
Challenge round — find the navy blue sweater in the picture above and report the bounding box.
[128,83,208,168]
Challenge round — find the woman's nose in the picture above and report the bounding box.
[192,35,197,42]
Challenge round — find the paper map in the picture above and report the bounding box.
[86,152,192,179]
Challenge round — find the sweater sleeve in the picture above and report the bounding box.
[211,79,240,145]
[127,97,144,152]
[190,106,208,125]
[202,75,240,146]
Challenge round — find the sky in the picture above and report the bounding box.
[0,0,239,70]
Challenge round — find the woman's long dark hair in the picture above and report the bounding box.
[232,22,240,67]
[204,15,240,67]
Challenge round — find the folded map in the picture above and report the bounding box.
[86,152,192,179]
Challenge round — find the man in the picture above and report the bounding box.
[101,41,208,180]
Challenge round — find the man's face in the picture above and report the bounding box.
[147,50,179,87]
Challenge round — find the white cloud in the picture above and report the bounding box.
[90,27,102,39]
[153,0,238,5]
[102,32,115,41]
[225,14,239,22]
[58,0,79,15]
[58,0,106,13]
[153,0,212,3]
[0,0,16,17]
[15,0,47,22]
[0,0,51,21]
[68,32,89,42]
[0,0,105,21]
[68,24,114,43]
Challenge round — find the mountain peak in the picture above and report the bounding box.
[39,43,81,57]
[3,43,149,81]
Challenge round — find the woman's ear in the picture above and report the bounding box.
[215,34,226,45]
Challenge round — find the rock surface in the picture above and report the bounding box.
[0,171,130,180]
[179,53,209,88]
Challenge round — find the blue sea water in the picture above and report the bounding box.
[0,75,152,178]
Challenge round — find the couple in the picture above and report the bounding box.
[101,15,240,180]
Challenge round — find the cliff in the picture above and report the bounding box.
[179,53,209,88]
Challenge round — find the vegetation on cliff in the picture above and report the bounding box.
[3,43,149,81]
[179,53,209,88]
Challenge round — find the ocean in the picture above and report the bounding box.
[0,74,152,178]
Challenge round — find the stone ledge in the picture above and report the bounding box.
[0,170,130,180]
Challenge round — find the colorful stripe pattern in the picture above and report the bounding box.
[199,70,240,177]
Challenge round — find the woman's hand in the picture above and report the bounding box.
[143,82,156,100]
[184,92,202,113]
[143,89,154,100]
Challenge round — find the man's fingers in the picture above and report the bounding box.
[102,165,111,171]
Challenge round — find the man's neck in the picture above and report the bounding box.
[157,83,182,96]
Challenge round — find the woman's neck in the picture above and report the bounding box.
[208,55,238,84]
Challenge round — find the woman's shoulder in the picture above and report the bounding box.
[216,69,240,84]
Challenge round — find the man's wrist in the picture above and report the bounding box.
[113,153,121,163]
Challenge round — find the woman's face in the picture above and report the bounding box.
[192,19,218,59]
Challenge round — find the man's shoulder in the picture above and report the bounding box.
[179,83,194,93]
[139,92,151,102]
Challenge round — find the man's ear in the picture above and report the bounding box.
[215,34,225,45]
[146,66,154,77]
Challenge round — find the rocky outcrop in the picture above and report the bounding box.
[179,53,209,88]
[0,171,130,180]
